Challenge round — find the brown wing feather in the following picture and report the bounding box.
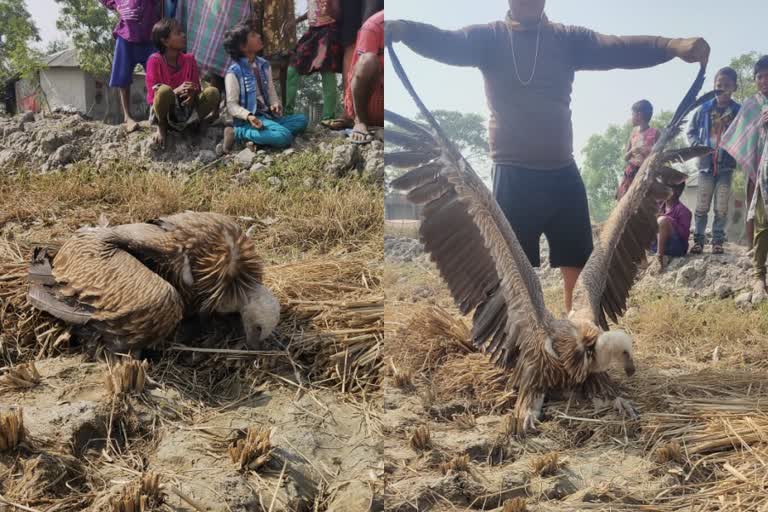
[30,231,183,349]
[392,152,557,370]
[573,64,713,328]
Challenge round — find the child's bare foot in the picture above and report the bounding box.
[152,126,167,149]
[751,279,767,304]
[124,117,140,134]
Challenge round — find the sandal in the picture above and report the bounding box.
[348,128,373,145]
[690,242,704,254]
[712,243,724,255]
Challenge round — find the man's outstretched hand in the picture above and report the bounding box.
[385,20,407,45]
[667,37,710,66]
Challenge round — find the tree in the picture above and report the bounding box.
[45,39,71,56]
[0,0,42,84]
[729,52,760,104]
[385,110,492,191]
[54,0,116,79]
[580,110,687,222]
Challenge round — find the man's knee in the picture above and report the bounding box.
[354,52,381,80]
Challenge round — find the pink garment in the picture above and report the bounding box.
[145,52,201,104]
[662,201,692,244]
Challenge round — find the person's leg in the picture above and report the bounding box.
[109,37,139,131]
[747,177,756,251]
[711,171,733,252]
[285,66,301,116]
[320,71,338,120]
[544,164,593,313]
[235,117,293,148]
[657,216,673,269]
[349,52,380,143]
[692,172,714,252]
[152,85,176,148]
[196,86,221,122]
[277,113,308,136]
[753,196,768,296]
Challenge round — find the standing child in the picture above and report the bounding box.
[653,183,693,271]
[145,18,221,149]
[616,100,660,200]
[285,0,343,123]
[222,22,308,151]
[721,56,768,301]
[687,67,741,254]
[99,0,160,132]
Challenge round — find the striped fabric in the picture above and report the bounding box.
[720,93,768,220]
[175,0,252,78]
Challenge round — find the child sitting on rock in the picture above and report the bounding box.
[145,18,221,149]
[653,182,692,271]
[222,22,308,151]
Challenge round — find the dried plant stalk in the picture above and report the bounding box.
[0,407,25,451]
[529,452,561,477]
[108,472,163,512]
[228,427,273,471]
[502,497,527,512]
[409,424,432,452]
[105,360,148,396]
[0,362,41,390]
[438,454,470,475]
[654,441,684,464]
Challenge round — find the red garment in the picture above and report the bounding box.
[145,52,201,104]
[343,10,383,126]
[616,126,660,200]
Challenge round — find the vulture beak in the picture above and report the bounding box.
[624,353,636,377]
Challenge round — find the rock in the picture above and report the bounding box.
[257,149,267,156]
[303,177,315,189]
[326,144,359,176]
[735,291,752,308]
[267,176,282,187]
[752,287,767,305]
[0,149,19,167]
[675,264,701,287]
[363,154,385,182]
[21,111,36,123]
[235,148,257,166]
[714,282,733,299]
[250,162,266,173]
[46,144,75,168]
[195,150,217,165]
[215,143,225,156]
[40,133,65,154]
[739,258,753,270]
[282,148,295,156]
[262,155,274,165]
[527,474,579,500]
[326,481,374,512]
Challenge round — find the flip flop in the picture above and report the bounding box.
[348,129,373,145]
[321,118,354,130]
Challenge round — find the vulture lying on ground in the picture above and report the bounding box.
[27,212,280,354]
[386,41,714,435]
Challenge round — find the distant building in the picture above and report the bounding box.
[15,48,149,122]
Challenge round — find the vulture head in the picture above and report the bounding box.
[239,283,281,349]
[385,40,715,434]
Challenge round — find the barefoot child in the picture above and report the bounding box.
[222,22,308,151]
[616,100,659,200]
[285,0,343,123]
[721,56,768,300]
[99,0,160,132]
[653,183,692,271]
[687,67,741,255]
[145,18,221,149]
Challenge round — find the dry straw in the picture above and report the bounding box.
[105,359,148,396]
[0,407,25,451]
[228,427,273,472]
[0,362,40,389]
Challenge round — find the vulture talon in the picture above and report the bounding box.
[613,397,639,419]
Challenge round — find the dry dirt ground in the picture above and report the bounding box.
[383,232,768,512]
[0,128,384,512]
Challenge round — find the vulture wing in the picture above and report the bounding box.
[387,43,557,370]
[572,64,716,329]
[27,231,184,350]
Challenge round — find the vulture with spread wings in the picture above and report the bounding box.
[386,42,714,435]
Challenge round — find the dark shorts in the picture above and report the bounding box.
[109,37,155,88]
[492,162,593,268]
[339,0,384,46]
[651,231,688,257]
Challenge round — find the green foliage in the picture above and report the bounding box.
[54,0,117,78]
[415,110,489,155]
[0,0,43,83]
[728,52,761,104]
[45,39,71,56]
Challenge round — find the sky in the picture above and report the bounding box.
[385,0,767,164]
